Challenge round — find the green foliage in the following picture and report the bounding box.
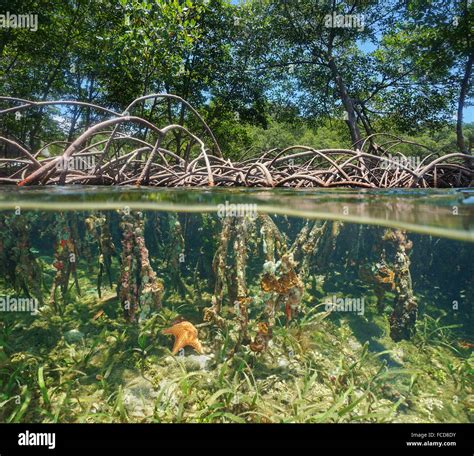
[0,1,472,158]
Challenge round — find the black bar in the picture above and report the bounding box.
[0,423,472,453]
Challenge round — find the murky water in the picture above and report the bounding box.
[0,187,472,423]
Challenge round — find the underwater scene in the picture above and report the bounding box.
[0,187,472,424]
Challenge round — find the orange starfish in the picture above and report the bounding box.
[162,321,203,355]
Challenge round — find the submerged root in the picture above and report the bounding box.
[165,214,189,296]
[204,216,233,328]
[205,213,303,356]
[260,253,304,324]
[0,214,44,305]
[362,228,417,341]
[50,213,80,312]
[259,214,286,262]
[118,210,164,323]
[228,217,253,356]
[85,213,116,298]
[383,230,417,341]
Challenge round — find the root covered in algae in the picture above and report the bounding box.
[0,214,44,306]
[118,210,164,323]
[383,229,418,342]
[85,213,116,298]
[50,213,81,313]
[358,228,418,342]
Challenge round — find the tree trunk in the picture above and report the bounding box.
[456,53,473,155]
[328,57,362,147]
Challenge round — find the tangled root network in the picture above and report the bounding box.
[0,94,472,188]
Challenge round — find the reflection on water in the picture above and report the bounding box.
[0,186,473,241]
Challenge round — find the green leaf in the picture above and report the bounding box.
[38,366,51,409]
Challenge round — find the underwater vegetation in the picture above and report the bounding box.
[0,207,472,424]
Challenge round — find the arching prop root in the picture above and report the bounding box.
[0,94,220,187]
[118,210,164,323]
[0,96,472,188]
